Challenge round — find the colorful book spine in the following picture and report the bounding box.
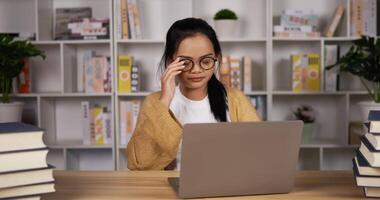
[363,0,377,36]
[92,105,104,145]
[81,101,91,145]
[292,54,306,92]
[102,107,112,145]
[103,57,112,93]
[127,0,136,39]
[131,100,140,134]
[118,55,133,93]
[120,0,129,39]
[92,57,105,93]
[84,51,94,93]
[274,25,313,32]
[243,56,252,93]
[130,0,142,39]
[18,58,31,93]
[305,54,321,92]
[120,101,128,145]
[219,56,231,88]
[325,4,345,37]
[131,64,140,92]
[274,31,321,38]
[280,13,319,28]
[229,56,242,90]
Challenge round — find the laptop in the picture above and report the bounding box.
[168,121,303,199]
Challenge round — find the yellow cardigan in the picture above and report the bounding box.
[125,88,261,170]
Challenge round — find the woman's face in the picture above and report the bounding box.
[173,33,216,90]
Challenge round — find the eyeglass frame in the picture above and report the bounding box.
[177,56,218,72]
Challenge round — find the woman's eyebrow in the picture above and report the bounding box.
[178,53,214,59]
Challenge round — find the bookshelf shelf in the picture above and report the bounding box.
[219,38,268,43]
[118,92,151,97]
[272,37,322,41]
[272,91,347,96]
[245,91,268,96]
[117,39,165,44]
[2,0,373,171]
[41,93,113,97]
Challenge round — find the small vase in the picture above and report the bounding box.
[0,102,24,122]
[302,123,314,144]
[214,19,238,38]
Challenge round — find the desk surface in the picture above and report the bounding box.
[42,170,363,200]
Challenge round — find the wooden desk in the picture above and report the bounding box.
[42,170,363,200]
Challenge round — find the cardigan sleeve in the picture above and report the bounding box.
[126,94,182,170]
[230,89,262,122]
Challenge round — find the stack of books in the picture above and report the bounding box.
[0,122,55,199]
[54,7,110,40]
[354,110,380,198]
[274,9,320,38]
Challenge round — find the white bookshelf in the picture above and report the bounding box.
[0,0,372,171]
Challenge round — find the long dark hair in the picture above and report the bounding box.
[159,18,228,122]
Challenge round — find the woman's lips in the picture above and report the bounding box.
[188,77,205,82]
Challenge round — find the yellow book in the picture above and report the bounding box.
[291,54,305,92]
[91,105,104,145]
[306,54,321,92]
[118,55,133,93]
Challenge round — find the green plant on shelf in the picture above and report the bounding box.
[0,35,45,103]
[213,9,238,20]
[327,36,380,103]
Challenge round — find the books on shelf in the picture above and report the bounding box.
[0,122,55,199]
[274,9,321,38]
[250,96,266,120]
[81,102,112,145]
[350,0,378,37]
[229,56,243,90]
[324,45,340,92]
[54,7,109,40]
[120,100,141,146]
[324,4,345,37]
[118,0,143,39]
[118,55,141,93]
[218,55,253,92]
[291,54,321,92]
[67,18,110,40]
[76,50,112,93]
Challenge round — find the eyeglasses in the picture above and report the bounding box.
[178,57,217,72]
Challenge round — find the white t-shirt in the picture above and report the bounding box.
[169,86,230,170]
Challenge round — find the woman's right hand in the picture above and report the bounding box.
[159,58,185,108]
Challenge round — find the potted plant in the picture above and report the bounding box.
[327,36,380,121]
[294,105,316,144]
[0,35,45,122]
[213,8,238,38]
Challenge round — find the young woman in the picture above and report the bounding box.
[126,18,261,170]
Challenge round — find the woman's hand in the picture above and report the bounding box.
[159,58,185,108]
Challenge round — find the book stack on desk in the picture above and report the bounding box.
[0,122,55,199]
[353,110,380,198]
